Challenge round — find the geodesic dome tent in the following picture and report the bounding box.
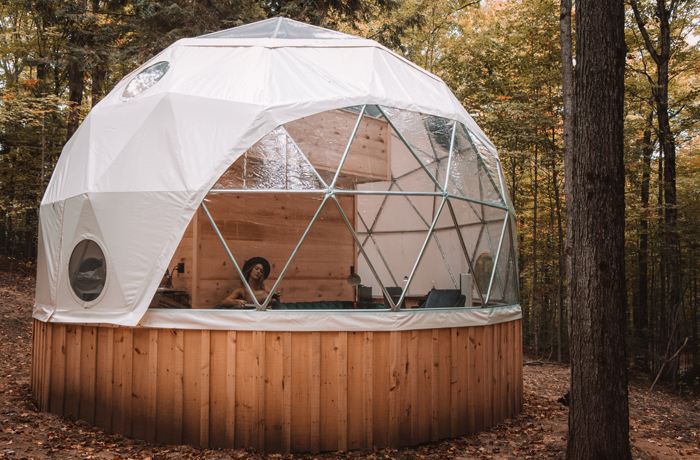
[31,18,523,452]
[34,16,518,326]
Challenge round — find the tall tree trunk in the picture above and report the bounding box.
[565,0,631,457]
[552,157,565,363]
[559,0,573,365]
[66,0,87,142]
[66,57,84,142]
[559,0,574,186]
[39,64,47,198]
[693,271,698,377]
[636,114,653,371]
[532,144,539,353]
[91,0,106,108]
[92,64,106,108]
[657,151,667,373]
[657,0,681,385]
[629,0,681,384]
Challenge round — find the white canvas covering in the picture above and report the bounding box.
[35,18,515,327]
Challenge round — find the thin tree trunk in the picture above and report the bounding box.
[693,271,698,377]
[66,0,87,142]
[91,0,105,108]
[559,0,573,365]
[92,64,106,108]
[565,0,631,457]
[552,157,565,364]
[658,151,667,374]
[560,0,574,192]
[636,113,653,370]
[532,144,539,353]
[66,58,84,142]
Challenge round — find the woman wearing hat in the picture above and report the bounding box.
[221,257,284,309]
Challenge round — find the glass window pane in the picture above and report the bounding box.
[122,61,169,99]
[212,127,324,190]
[284,108,368,187]
[69,240,106,302]
[334,106,393,190]
[380,107,451,188]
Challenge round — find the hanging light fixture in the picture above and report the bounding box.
[347,266,361,286]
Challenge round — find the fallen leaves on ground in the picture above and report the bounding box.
[0,271,698,459]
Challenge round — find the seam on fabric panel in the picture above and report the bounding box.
[47,202,67,322]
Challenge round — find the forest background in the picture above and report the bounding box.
[1,0,699,389]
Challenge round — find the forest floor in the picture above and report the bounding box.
[1,270,698,460]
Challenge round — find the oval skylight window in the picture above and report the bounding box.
[69,239,107,302]
[122,61,170,98]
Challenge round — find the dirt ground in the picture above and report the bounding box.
[1,271,698,459]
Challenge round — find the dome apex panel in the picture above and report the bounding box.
[199,17,359,40]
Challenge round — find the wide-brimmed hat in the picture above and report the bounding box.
[242,257,270,280]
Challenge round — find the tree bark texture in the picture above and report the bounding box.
[565,0,631,458]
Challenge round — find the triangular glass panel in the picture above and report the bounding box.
[212,127,325,190]
[354,197,431,306]
[410,202,472,308]
[271,194,388,309]
[447,124,482,202]
[196,192,325,308]
[497,163,517,213]
[476,210,508,305]
[358,230,429,306]
[358,171,442,235]
[495,215,519,305]
[483,201,508,222]
[447,195,484,243]
[284,107,367,187]
[365,193,431,233]
[355,181,392,239]
[379,107,451,190]
[464,126,506,206]
[331,105,393,190]
[410,232,464,305]
[448,197,507,305]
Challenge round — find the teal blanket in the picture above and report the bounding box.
[214,300,386,310]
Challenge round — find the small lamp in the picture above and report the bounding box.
[347,266,362,302]
[347,266,362,286]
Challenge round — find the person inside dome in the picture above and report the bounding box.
[221,257,285,309]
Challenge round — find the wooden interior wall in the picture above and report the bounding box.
[31,319,523,453]
[283,109,391,184]
[169,194,356,308]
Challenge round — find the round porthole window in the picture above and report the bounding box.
[69,239,107,302]
[122,61,170,99]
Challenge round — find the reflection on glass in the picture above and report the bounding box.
[122,61,170,98]
[212,128,324,190]
[473,253,494,302]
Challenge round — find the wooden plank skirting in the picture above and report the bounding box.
[30,319,523,453]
